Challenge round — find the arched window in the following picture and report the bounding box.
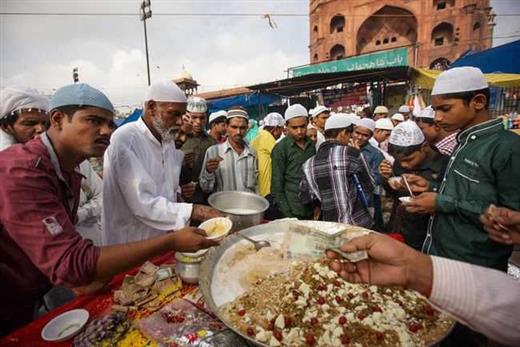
[433,0,454,10]
[376,40,381,45]
[391,37,397,42]
[330,44,345,60]
[330,15,345,34]
[431,22,454,46]
[313,53,318,62]
[473,22,481,31]
[313,25,318,34]
[383,38,389,44]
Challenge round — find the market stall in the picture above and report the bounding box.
[0,220,453,347]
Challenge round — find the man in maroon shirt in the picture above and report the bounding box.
[0,83,217,336]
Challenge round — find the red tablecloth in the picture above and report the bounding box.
[0,252,175,347]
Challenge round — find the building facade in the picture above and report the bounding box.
[309,0,494,69]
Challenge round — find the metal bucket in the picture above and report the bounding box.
[208,191,269,231]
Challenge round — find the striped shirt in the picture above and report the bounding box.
[199,140,258,193]
[300,141,375,227]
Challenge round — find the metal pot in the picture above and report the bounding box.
[208,191,269,231]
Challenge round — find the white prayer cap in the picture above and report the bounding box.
[1,87,49,119]
[187,96,207,113]
[417,105,435,119]
[311,105,330,118]
[391,113,405,122]
[356,118,376,133]
[284,104,308,121]
[144,80,187,103]
[209,110,227,124]
[389,120,425,146]
[398,105,410,113]
[431,67,488,96]
[375,118,394,130]
[308,108,314,116]
[324,113,353,131]
[373,105,389,114]
[263,112,285,127]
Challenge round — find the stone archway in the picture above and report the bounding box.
[356,6,418,55]
[330,44,345,60]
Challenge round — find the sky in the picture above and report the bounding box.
[1,0,519,108]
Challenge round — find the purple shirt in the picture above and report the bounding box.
[0,134,100,335]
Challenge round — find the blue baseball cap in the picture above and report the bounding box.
[50,83,114,114]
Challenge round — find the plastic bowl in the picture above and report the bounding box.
[199,217,233,241]
[41,309,89,342]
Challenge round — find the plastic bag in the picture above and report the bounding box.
[138,299,226,346]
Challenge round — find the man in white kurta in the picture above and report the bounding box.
[102,81,221,245]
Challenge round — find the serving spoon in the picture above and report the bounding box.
[236,233,271,251]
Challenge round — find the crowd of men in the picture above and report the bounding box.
[0,66,519,345]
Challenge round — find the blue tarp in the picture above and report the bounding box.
[450,40,520,74]
[119,108,143,126]
[207,92,280,114]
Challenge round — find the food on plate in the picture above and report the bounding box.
[199,217,232,240]
[221,260,453,347]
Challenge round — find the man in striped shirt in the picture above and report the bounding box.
[199,107,258,193]
[300,114,374,227]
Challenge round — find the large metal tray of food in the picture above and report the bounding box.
[199,220,454,347]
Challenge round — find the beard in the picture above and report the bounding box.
[152,117,179,144]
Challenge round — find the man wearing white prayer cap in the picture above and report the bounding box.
[102,80,222,245]
[310,105,330,150]
[199,106,258,194]
[382,120,449,251]
[208,110,227,143]
[181,96,217,204]
[398,105,411,120]
[415,105,458,156]
[353,117,385,230]
[300,114,374,226]
[373,105,389,121]
[371,118,395,164]
[0,87,49,151]
[271,104,316,219]
[251,112,285,200]
[390,113,405,126]
[403,66,520,277]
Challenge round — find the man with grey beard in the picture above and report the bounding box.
[101,80,222,245]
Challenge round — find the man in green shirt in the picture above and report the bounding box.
[405,67,520,271]
[271,104,316,219]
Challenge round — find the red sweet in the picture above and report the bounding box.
[335,296,343,303]
[304,332,316,345]
[317,296,325,305]
[408,322,422,333]
[338,316,347,325]
[247,327,255,336]
[238,309,246,316]
[310,317,319,325]
[284,316,293,327]
[333,280,341,287]
[341,335,351,345]
[274,330,283,341]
